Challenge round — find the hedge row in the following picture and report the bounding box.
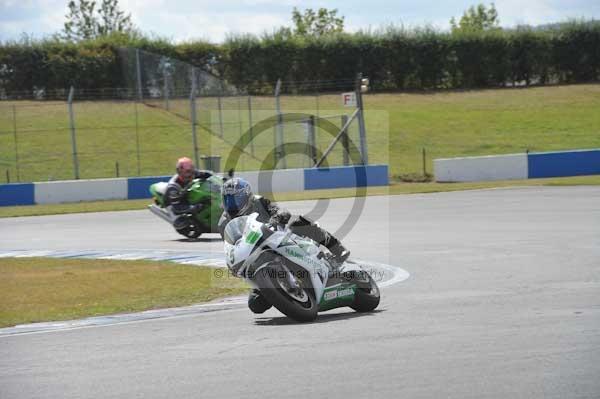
[223,22,600,93]
[1,21,599,96]
[0,34,220,97]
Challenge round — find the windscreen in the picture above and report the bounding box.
[223,215,249,245]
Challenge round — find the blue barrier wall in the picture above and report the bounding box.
[435,149,600,182]
[127,176,170,199]
[528,149,600,179]
[0,183,35,206]
[0,165,391,207]
[304,165,389,190]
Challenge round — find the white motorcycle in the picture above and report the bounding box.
[223,213,380,322]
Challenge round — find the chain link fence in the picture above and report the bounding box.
[0,48,370,183]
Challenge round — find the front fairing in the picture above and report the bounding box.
[187,177,224,229]
[224,213,330,303]
[225,213,265,275]
[272,242,329,304]
[149,182,168,206]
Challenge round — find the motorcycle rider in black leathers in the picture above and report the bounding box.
[221,177,350,314]
[164,157,213,216]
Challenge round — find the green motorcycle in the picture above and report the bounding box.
[149,175,226,239]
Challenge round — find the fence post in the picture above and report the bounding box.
[355,73,369,165]
[136,49,143,101]
[6,170,9,183]
[237,96,243,143]
[307,115,317,167]
[217,95,224,138]
[247,96,255,156]
[163,69,170,111]
[274,78,286,168]
[341,114,349,166]
[12,105,20,182]
[315,108,360,168]
[422,148,427,176]
[134,101,141,176]
[190,76,200,167]
[68,86,80,180]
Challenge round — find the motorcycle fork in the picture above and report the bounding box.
[280,263,301,291]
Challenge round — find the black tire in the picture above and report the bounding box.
[350,272,380,312]
[253,262,318,322]
[176,219,202,239]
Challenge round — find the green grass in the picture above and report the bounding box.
[1,84,599,182]
[0,257,248,328]
[365,85,600,177]
[0,198,151,218]
[2,175,599,218]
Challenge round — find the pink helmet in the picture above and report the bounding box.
[176,157,194,183]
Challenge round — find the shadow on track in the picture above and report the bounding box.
[253,309,385,326]
[173,236,223,243]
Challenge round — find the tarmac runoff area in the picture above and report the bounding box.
[0,186,599,399]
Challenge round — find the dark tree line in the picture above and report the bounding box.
[1,21,599,96]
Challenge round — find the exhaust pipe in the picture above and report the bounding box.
[149,204,176,225]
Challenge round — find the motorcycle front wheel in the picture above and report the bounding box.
[254,262,318,322]
[175,218,202,239]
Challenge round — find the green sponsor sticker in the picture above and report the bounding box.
[245,230,261,244]
[284,247,304,258]
[323,286,355,301]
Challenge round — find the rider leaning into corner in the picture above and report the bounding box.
[164,157,213,216]
[220,177,350,314]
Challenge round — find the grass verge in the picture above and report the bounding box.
[1,175,599,218]
[0,198,151,218]
[0,257,247,328]
[1,84,599,181]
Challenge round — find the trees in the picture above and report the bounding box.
[450,3,500,34]
[291,7,344,37]
[97,0,134,36]
[63,0,97,41]
[62,0,134,41]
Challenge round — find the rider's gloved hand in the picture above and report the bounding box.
[269,210,291,226]
[289,214,313,228]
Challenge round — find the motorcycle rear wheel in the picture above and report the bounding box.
[350,272,380,312]
[254,262,318,322]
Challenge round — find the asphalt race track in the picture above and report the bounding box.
[1,186,599,398]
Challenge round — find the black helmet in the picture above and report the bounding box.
[221,177,253,217]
